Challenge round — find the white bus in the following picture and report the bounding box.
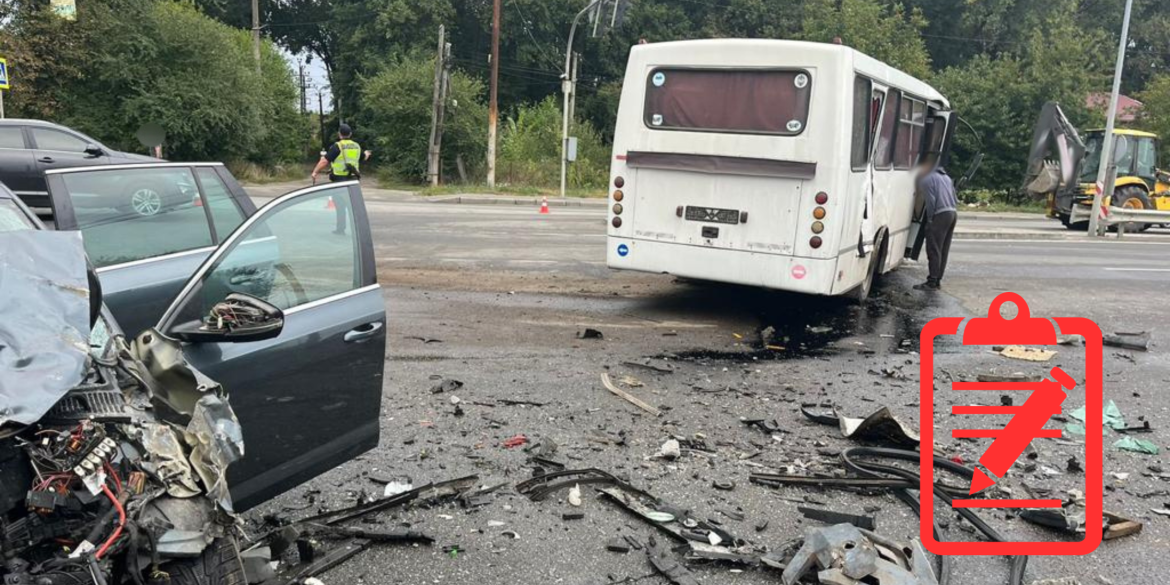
[606,40,956,300]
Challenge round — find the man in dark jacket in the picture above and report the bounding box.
[914,165,959,291]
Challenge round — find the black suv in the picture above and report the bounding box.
[0,119,155,208]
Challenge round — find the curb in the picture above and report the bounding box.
[427,195,607,208]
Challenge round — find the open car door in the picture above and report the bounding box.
[905,110,957,261]
[45,163,256,335]
[149,181,385,511]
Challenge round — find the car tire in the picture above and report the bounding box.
[851,231,887,305]
[1113,186,1153,233]
[166,537,247,585]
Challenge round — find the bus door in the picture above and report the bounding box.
[905,110,956,260]
[860,83,891,258]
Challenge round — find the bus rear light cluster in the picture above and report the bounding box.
[614,176,625,188]
[809,236,823,249]
[613,190,624,202]
[815,192,829,205]
[613,203,624,215]
[811,221,824,234]
[612,217,623,228]
[813,207,826,220]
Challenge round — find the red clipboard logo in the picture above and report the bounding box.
[919,292,1103,556]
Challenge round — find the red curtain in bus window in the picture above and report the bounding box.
[644,69,812,135]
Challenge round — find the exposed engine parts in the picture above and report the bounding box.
[1,337,244,585]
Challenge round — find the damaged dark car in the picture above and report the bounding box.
[0,177,387,585]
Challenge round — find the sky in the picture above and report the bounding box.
[282,49,333,113]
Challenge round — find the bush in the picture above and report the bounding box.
[498,97,609,190]
[0,0,305,164]
[360,53,487,183]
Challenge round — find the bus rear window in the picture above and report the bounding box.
[644,69,812,135]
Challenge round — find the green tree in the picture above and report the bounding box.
[1139,75,1170,164]
[802,0,931,78]
[0,0,304,164]
[360,52,487,182]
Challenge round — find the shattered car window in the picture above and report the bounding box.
[0,200,34,231]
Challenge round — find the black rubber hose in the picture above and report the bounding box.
[841,447,1029,585]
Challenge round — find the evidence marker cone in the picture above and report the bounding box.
[326,196,336,210]
[540,196,550,214]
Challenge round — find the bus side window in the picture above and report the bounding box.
[850,77,874,171]
[895,96,927,169]
[874,91,900,170]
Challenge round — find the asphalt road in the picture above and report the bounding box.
[243,185,1170,585]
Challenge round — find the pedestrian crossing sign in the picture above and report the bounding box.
[0,58,9,90]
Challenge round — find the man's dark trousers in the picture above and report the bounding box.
[925,210,957,285]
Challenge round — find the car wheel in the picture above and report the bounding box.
[130,187,164,217]
[1113,186,1153,233]
[167,537,247,585]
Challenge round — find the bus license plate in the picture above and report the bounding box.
[685,206,740,225]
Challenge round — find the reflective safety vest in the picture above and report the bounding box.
[330,139,362,177]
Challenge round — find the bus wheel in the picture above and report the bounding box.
[1114,186,1153,233]
[852,232,887,305]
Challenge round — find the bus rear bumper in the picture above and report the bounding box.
[606,237,836,295]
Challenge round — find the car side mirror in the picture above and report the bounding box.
[169,293,284,343]
[84,143,105,157]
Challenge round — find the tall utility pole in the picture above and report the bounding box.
[560,0,601,199]
[428,25,451,187]
[298,64,307,115]
[1089,0,1135,236]
[486,0,501,189]
[318,92,326,151]
[251,0,261,73]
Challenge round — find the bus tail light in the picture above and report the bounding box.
[813,207,826,220]
[811,221,824,234]
[613,190,624,202]
[614,176,625,188]
[613,203,624,215]
[809,236,822,249]
[815,192,828,205]
[612,217,623,228]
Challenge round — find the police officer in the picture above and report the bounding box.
[311,123,371,234]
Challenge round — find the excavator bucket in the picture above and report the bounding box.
[1022,102,1085,198]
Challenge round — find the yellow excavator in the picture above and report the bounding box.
[1024,102,1170,229]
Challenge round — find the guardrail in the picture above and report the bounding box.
[1068,204,1170,237]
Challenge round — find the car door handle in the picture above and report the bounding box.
[38,156,55,163]
[344,322,383,343]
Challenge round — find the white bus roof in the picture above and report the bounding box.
[628,39,949,109]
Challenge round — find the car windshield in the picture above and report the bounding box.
[0,200,35,232]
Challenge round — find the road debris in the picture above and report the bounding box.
[801,405,920,447]
[578,328,605,340]
[430,378,464,394]
[977,373,1043,383]
[568,484,583,506]
[602,372,662,416]
[797,506,876,531]
[1113,436,1159,455]
[621,360,676,374]
[655,439,682,460]
[1103,511,1143,540]
[503,435,529,448]
[998,345,1057,362]
[778,523,938,585]
[1064,401,1126,435]
[1103,332,1150,351]
[647,536,701,585]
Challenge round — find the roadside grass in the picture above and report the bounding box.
[378,178,606,199]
